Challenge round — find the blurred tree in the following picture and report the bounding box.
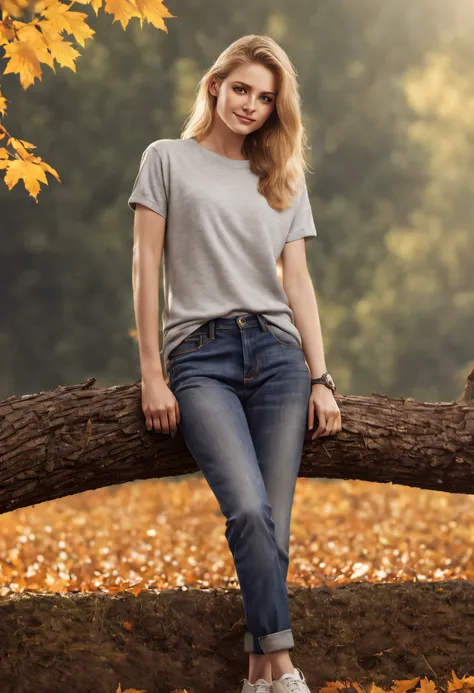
[1,0,472,417]
[351,44,474,402]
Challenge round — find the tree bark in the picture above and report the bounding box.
[1,368,473,516]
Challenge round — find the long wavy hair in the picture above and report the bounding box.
[180,35,313,212]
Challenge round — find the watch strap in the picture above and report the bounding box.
[311,371,336,391]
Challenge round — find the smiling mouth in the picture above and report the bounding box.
[235,113,254,123]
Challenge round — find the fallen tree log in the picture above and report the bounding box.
[0,368,473,515]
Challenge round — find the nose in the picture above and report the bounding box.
[243,102,257,116]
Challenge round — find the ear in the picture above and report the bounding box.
[209,78,221,98]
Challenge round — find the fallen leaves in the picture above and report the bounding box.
[1,478,474,690]
[1,477,474,597]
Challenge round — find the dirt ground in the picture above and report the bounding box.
[0,580,473,693]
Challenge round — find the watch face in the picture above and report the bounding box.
[325,373,335,389]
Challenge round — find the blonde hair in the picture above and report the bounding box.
[180,34,313,212]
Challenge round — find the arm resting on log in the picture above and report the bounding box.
[0,367,473,515]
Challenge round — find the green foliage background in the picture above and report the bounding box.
[1,0,473,403]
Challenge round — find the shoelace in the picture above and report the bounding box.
[239,678,272,693]
[282,669,307,693]
[286,679,301,693]
[254,682,272,693]
[237,679,272,693]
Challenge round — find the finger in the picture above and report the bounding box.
[307,402,314,430]
[319,414,334,436]
[152,411,163,434]
[175,401,180,426]
[157,410,170,435]
[145,414,153,431]
[312,412,327,439]
[168,408,177,437]
[329,415,340,436]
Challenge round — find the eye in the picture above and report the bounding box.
[233,86,273,104]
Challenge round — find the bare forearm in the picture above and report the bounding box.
[284,273,327,378]
[132,249,163,377]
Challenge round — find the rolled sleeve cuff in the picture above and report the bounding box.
[128,193,167,219]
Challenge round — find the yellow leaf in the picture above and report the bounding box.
[39,6,95,48]
[1,0,174,198]
[10,137,36,157]
[0,0,30,20]
[0,18,15,42]
[61,11,95,46]
[4,158,47,198]
[134,0,176,31]
[102,0,142,30]
[2,39,43,89]
[43,35,82,71]
[3,22,54,88]
[11,137,36,149]
[3,155,59,200]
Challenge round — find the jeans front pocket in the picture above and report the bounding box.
[168,334,204,367]
[264,321,303,350]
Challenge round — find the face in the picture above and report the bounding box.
[210,62,277,135]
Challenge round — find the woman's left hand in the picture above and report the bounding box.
[307,384,342,440]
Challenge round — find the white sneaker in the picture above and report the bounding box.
[271,667,311,693]
[239,677,273,693]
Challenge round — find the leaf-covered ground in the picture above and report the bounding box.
[1,477,474,693]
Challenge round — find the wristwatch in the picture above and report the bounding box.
[311,371,336,392]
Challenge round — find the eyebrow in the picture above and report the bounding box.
[233,80,276,96]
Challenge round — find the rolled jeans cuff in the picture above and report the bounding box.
[244,628,294,653]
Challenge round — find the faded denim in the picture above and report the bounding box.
[166,313,311,654]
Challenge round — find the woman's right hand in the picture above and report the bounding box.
[141,373,180,437]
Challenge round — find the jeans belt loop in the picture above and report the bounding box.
[209,319,216,342]
[256,314,268,333]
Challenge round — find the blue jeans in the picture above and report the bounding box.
[166,313,311,654]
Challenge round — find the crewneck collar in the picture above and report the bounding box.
[188,137,251,169]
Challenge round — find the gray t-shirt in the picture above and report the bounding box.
[128,137,317,376]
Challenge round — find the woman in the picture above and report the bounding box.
[128,34,341,693]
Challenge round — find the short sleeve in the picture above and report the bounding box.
[128,143,168,219]
[285,182,317,244]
